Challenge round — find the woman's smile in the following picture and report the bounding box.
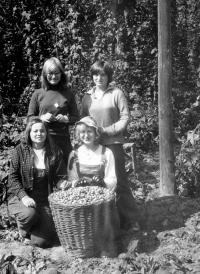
[30,123,47,147]
[79,126,96,146]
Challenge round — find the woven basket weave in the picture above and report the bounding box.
[48,186,116,258]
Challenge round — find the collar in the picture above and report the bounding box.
[86,82,116,95]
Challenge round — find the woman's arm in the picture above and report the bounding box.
[27,90,40,118]
[104,148,117,191]
[55,151,80,190]
[8,148,28,200]
[102,88,130,136]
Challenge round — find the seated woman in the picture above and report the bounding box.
[59,116,117,191]
[58,116,119,257]
[7,117,67,248]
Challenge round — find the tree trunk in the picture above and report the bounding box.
[158,0,175,195]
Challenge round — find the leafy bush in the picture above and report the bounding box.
[0,115,26,149]
[0,115,26,204]
[175,128,200,197]
[1,0,200,151]
[128,98,158,150]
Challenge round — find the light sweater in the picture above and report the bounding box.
[81,84,130,145]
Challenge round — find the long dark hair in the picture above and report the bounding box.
[41,57,67,91]
[23,117,57,162]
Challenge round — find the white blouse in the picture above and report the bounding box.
[67,145,117,191]
[33,148,45,169]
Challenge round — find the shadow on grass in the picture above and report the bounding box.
[120,195,200,255]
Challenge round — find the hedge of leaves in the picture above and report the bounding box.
[1,0,200,148]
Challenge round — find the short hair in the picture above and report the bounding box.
[90,60,114,85]
[24,117,49,147]
[41,57,67,90]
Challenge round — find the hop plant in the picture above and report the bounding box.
[175,138,200,197]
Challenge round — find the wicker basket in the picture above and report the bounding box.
[48,186,116,258]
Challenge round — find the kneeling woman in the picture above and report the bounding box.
[58,116,119,256]
[7,117,67,248]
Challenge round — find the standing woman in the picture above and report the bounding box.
[7,117,67,247]
[27,57,79,164]
[81,60,139,232]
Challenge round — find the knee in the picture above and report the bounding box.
[18,206,39,225]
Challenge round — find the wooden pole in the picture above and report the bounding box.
[158,0,175,195]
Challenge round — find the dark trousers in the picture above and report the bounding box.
[106,144,138,228]
[8,196,59,248]
[49,134,72,165]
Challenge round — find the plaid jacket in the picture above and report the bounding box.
[8,143,67,200]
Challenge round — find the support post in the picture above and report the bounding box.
[158,0,175,195]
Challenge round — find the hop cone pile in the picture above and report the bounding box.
[49,186,114,206]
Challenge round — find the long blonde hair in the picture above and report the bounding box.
[41,57,67,90]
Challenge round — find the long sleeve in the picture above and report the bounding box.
[104,148,117,190]
[28,88,79,126]
[80,87,129,145]
[8,148,28,200]
[27,90,40,118]
[103,88,130,136]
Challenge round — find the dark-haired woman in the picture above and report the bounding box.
[27,57,79,164]
[81,60,140,233]
[7,118,67,248]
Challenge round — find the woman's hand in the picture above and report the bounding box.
[40,113,56,123]
[57,180,72,190]
[92,176,101,184]
[21,196,36,208]
[55,114,69,123]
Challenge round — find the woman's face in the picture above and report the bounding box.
[78,124,96,147]
[93,71,109,90]
[46,63,61,86]
[30,123,47,147]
